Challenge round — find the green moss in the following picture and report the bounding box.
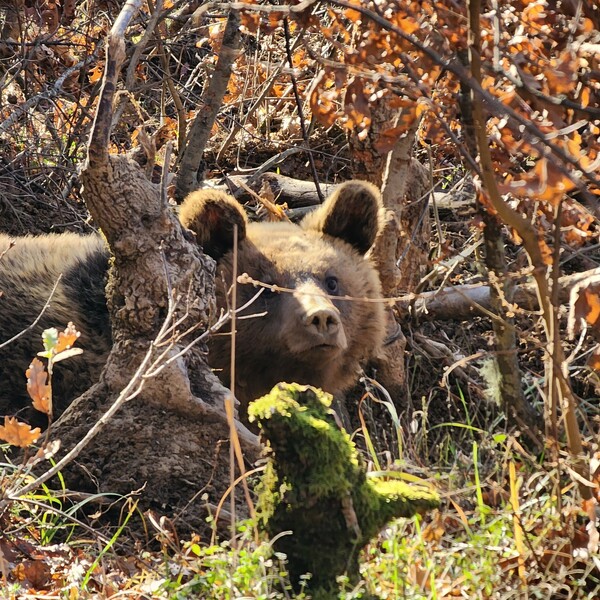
[249,383,440,597]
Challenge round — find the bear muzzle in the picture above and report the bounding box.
[285,281,348,355]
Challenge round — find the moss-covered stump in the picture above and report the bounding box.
[248,383,440,597]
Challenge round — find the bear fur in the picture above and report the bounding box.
[0,233,111,427]
[0,181,385,426]
[180,181,386,419]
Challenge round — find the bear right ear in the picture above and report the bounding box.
[301,180,383,255]
[179,189,248,260]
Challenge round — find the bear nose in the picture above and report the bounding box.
[304,307,341,335]
[293,280,348,350]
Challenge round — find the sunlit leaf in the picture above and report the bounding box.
[309,72,339,128]
[53,347,84,363]
[568,277,600,338]
[55,322,81,354]
[42,327,59,355]
[88,64,103,83]
[344,77,371,129]
[239,10,260,34]
[501,158,576,205]
[0,416,41,447]
[546,50,578,95]
[26,358,51,415]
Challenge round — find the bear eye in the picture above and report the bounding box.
[325,276,339,295]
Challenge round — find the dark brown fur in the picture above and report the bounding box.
[0,181,385,426]
[0,234,111,426]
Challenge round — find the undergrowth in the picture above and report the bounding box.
[2,413,599,599]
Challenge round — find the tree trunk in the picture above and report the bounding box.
[175,8,241,200]
[348,90,431,413]
[49,3,258,538]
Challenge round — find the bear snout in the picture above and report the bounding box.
[289,281,349,352]
[303,307,347,349]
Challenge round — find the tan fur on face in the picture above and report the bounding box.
[192,181,387,420]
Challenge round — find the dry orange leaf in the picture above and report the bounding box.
[344,77,371,129]
[546,50,578,95]
[501,157,576,205]
[257,181,289,222]
[0,416,41,447]
[266,12,283,34]
[239,10,260,34]
[568,278,600,339]
[88,64,103,84]
[26,358,51,415]
[374,125,408,154]
[55,322,81,354]
[12,559,51,589]
[309,72,339,128]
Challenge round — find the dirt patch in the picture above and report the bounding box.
[48,381,257,541]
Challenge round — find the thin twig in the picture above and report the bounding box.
[282,17,324,203]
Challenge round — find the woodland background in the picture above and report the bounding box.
[1,0,600,598]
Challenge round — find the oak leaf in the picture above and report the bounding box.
[26,358,51,415]
[0,416,41,447]
[567,277,600,339]
[501,157,576,205]
[55,321,81,353]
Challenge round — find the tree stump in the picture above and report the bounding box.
[250,383,439,597]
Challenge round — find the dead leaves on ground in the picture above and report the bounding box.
[0,535,131,598]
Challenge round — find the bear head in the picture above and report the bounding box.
[180,181,386,419]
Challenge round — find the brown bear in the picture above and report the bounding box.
[0,181,385,426]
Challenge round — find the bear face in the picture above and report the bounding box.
[180,181,386,417]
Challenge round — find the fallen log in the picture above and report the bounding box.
[213,172,475,215]
[395,267,600,322]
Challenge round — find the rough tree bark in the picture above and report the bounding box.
[49,0,259,536]
[348,89,431,408]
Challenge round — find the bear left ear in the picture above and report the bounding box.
[301,180,382,254]
[179,189,247,259]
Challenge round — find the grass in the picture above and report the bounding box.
[2,421,599,600]
[0,350,597,599]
